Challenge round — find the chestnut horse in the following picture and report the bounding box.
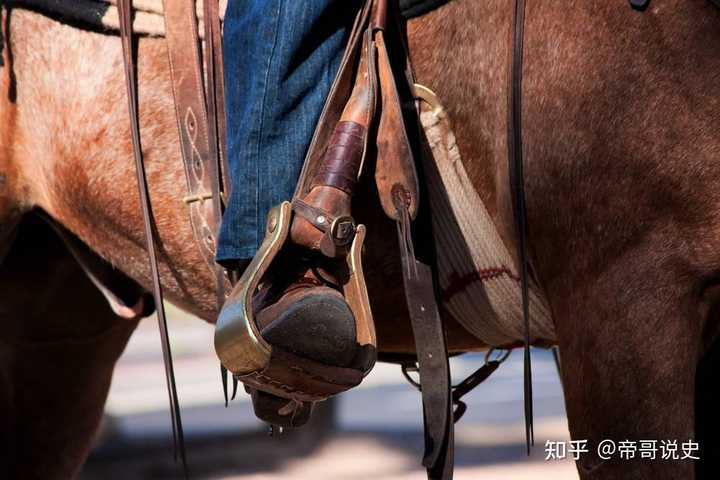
[1,0,719,478]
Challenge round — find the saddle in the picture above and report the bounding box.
[116,0,528,479]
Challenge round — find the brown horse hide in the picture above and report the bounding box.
[2,1,720,479]
[408,1,720,478]
[0,215,139,480]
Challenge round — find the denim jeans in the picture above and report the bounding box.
[216,0,360,263]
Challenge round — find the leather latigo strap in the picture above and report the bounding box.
[370,1,453,479]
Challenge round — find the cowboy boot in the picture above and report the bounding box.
[218,36,373,370]
[253,256,359,369]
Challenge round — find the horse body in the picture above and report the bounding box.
[410,1,720,477]
[2,0,720,478]
[2,9,217,317]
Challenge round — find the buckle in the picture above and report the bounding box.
[330,215,356,245]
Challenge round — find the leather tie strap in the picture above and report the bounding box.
[117,0,187,474]
[118,1,228,474]
[508,0,534,453]
[395,195,453,479]
[372,2,453,478]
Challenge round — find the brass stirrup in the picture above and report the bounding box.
[214,202,375,402]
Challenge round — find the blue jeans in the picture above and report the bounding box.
[216,0,360,263]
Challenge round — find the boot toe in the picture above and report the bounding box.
[259,287,357,367]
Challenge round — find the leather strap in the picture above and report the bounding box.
[374,27,420,221]
[162,0,223,278]
[117,0,187,472]
[507,0,534,453]
[202,0,231,199]
[118,0,228,473]
[395,195,453,480]
[161,0,227,314]
[372,2,453,478]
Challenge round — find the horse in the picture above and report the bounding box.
[1,0,719,478]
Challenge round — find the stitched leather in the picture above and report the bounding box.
[163,0,223,272]
[311,121,366,194]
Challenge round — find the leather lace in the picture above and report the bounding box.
[508,0,534,453]
[116,0,188,474]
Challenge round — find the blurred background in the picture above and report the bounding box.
[80,306,579,479]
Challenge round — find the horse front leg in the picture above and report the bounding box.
[550,249,702,480]
[0,216,139,479]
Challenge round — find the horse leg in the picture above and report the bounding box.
[0,215,139,479]
[549,248,703,480]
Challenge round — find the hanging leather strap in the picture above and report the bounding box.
[161,0,227,315]
[372,2,453,478]
[395,196,454,480]
[507,0,534,453]
[202,0,231,200]
[117,0,187,473]
[118,0,228,474]
[374,21,419,221]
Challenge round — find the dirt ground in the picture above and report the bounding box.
[80,312,579,479]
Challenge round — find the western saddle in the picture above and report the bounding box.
[116,0,526,479]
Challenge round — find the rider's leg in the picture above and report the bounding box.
[216,0,359,267]
[217,0,363,367]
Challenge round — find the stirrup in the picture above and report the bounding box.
[214,201,376,403]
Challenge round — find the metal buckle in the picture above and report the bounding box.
[330,215,356,245]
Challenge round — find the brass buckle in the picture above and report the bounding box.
[214,202,375,398]
[330,215,356,245]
